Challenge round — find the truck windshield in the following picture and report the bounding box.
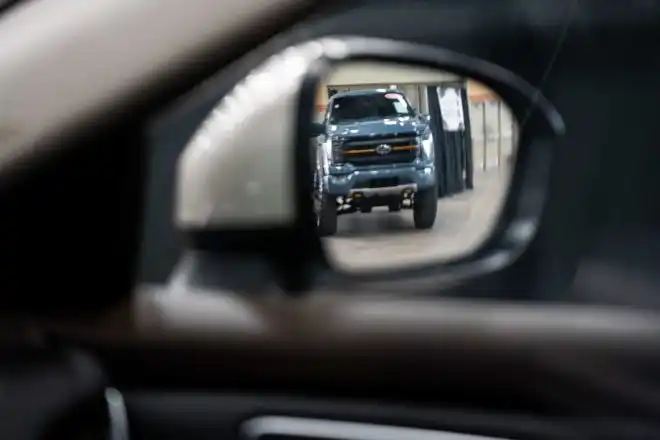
[328,92,414,124]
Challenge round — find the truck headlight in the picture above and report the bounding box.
[319,140,332,172]
[420,133,434,159]
[321,140,332,160]
[330,137,344,163]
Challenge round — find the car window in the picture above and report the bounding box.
[328,92,414,123]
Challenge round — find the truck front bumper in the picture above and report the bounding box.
[325,163,436,197]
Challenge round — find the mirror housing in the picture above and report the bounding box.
[174,36,564,285]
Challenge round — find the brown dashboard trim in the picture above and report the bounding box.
[19,287,660,415]
[37,286,660,354]
[34,287,660,363]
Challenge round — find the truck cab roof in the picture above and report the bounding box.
[330,89,401,99]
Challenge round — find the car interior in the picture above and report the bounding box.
[3,0,660,440]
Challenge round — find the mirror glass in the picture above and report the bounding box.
[311,61,518,272]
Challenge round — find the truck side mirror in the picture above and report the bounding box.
[310,122,325,137]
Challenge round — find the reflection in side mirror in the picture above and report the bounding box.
[312,60,518,272]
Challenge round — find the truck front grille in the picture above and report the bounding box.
[342,133,418,166]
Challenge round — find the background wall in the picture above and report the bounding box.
[326,61,460,85]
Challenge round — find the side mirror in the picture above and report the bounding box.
[310,122,325,137]
[175,36,564,284]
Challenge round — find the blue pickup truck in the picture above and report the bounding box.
[312,89,438,236]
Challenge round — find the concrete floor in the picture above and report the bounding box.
[323,166,512,272]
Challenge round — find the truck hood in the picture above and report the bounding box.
[328,117,422,138]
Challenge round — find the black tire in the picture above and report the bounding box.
[361,206,372,214]
[388,202,401,212]
[318,195,338,236]
[413,187,438,229]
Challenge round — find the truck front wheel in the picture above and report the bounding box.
[318,195,338,236]
[413,187,438,229]
[388,200,401,212]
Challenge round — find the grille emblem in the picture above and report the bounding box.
[376,144,392,155]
